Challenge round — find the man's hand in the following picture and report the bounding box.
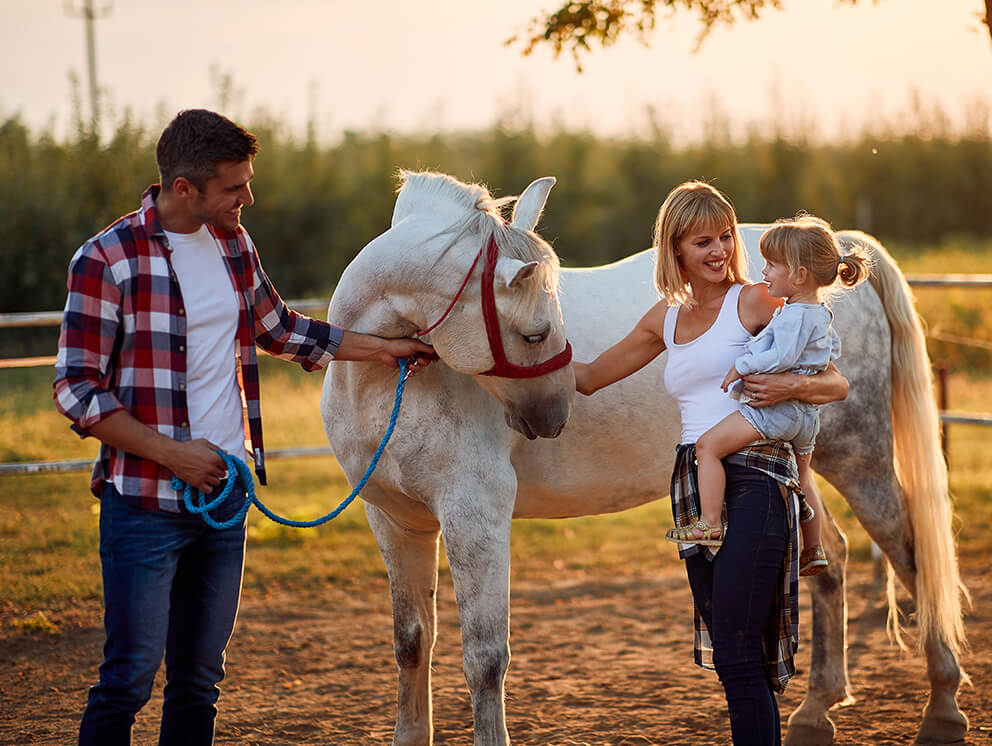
[89,411,228,493]
[166,439,228,494]
[721,365,742,392]
[382,338,439,377]
[335,331,437,376]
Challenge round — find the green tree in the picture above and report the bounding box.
[508,1,992,70]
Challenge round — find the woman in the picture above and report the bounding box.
[573,181,848,745]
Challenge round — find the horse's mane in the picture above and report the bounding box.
[395,171,561,300]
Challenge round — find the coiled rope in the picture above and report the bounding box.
[170,358,411,529]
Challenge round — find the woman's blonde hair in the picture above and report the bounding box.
[652,181,749,308]
[759,214,872,297]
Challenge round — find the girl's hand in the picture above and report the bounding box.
[721,366,742,392]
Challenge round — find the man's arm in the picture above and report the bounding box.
[55,243,228,493]
[334,330,437,371]
[88,411,227,494]
[741,361,849,408]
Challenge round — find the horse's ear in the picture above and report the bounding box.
[497,258,539,289]
[511,177,556,231]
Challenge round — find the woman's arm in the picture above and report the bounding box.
[740,360,849,407]
[574,301,667,395]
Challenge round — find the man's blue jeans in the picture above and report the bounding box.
[685,462,789,746]
[79,481,247,746]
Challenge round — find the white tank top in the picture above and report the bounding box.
[662,283,752,443]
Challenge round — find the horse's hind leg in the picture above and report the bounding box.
[440,493,513,746]
[785,504,853,746]
[808,460,967,745]
[870,505,968,745]
[856,490,967,744]
[914,635,968,744]
[367,503,441,746]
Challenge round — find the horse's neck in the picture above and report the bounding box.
[330,232,458,338]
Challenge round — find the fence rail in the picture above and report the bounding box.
[3,278,990,477]
[0,300,329,330]
[0,446,332,476]
[3,276,991,331]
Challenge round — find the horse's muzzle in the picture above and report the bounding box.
[504,398,570,440]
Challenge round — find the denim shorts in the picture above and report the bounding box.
[740,401,820,455]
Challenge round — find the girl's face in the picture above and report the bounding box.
[676,223,735,285]
[761,257,800,300]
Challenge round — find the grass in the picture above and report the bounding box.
[2,246,991,625]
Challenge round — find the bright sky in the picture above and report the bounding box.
[3,0,990,142]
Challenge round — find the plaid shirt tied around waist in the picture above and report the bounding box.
[54,185,343,512]
[669,440,801,693]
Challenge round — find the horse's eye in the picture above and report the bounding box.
[521,324,550,345]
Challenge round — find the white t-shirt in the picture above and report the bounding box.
[164,225,247,460]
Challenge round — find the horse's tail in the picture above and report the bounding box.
[839,230,969,659]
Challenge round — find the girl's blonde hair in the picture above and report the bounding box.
[759,214,872,297]
[652,181,749,308]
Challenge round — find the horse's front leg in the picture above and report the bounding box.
[366,503,442,746]
[439,481,514,746]
[785,505,853,746]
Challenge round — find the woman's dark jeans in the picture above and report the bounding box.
[685,462,789,746]
[78,481,247,746]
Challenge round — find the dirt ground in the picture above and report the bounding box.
[2,558,990,746]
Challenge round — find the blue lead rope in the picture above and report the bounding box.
[171,358,412,530]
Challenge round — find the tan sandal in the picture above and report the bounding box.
[665,518,724,547]
[800,544,828,576]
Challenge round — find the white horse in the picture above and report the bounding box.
[320,171,968,746]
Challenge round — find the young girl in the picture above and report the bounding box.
[665,215,871,576]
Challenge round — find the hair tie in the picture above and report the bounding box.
[838,255,850,265]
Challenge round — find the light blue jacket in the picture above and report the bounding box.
[734,302,840,376]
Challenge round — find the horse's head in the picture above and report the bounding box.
[395,172,575,439]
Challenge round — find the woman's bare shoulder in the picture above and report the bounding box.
[738,282,782,332]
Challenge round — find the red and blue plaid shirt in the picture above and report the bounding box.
[54,185,343,512]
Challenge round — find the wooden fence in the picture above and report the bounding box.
[2,280,990,476]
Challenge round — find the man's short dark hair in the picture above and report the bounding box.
[156,109,259,191]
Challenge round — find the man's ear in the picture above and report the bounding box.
[170,176,198,198]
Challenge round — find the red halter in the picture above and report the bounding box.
[417,235,573,379]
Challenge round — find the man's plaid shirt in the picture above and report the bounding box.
[54,185,343,512]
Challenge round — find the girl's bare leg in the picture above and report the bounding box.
[694,412,763,538]
[797,452,823,549]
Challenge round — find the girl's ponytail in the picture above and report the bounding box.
[837,247,871,287]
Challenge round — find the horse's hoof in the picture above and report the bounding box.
[785,722,835,746]
[915,707,968,744]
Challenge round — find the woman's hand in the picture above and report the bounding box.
[573,361,594,395]
[741,362,849,407]
[737,372,800,407]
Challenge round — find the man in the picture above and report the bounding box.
[53,109,434,745]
